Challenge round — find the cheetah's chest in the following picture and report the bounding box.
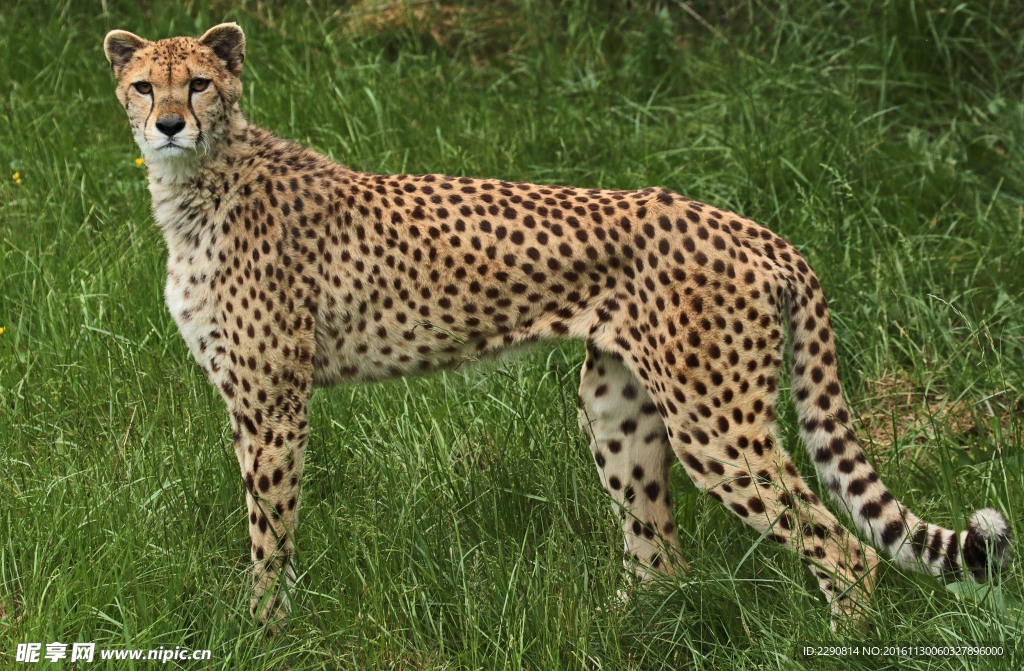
[165,248,227,382]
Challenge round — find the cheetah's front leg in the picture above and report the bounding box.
[224,359,311,630]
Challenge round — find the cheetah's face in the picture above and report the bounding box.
[103,24,245,163]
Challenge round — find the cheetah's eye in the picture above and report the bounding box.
[190,78,210,92]
[133,81,152,95]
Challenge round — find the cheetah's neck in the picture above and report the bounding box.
[146,109,256,241]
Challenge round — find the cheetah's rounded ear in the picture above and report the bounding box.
[104,30,148,74]
[199,23,246,76]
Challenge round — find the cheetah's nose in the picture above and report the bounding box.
[155,117,186,137]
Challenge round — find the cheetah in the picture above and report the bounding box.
[104,23,1010,631]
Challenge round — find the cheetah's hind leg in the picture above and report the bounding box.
[608,336,881,631]
[578,345,686,585]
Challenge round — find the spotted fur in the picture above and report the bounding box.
[104,24,1011,630]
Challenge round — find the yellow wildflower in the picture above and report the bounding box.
[0,327,5,335]
[12,172,21,184]
[135,158,145,166]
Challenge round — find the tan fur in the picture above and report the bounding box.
[105,24,1009,631]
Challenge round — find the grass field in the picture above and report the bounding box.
[2,1,1023,668]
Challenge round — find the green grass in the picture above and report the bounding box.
[2,0,1023,668]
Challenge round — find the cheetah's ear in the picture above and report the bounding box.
[199,23,245,76]
[104,30,148,74]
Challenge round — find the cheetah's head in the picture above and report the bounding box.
[103,24,245,165]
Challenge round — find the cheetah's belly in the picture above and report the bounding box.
[310,277,604,387]
[311,310,505,386]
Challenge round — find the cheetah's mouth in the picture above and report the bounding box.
[156,140,188,151]
[150,134,197,153]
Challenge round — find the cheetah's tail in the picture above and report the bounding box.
[785,274,1010,581]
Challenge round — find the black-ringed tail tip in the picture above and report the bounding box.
[960,508,1011,582]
